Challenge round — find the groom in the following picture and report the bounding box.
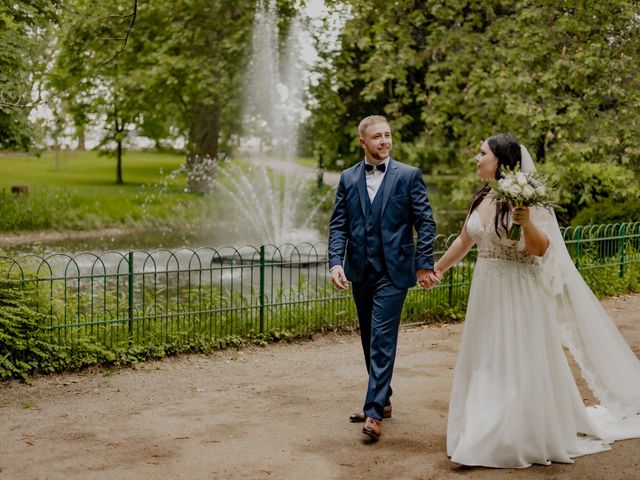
[328,115,438,441]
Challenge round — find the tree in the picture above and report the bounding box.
[0,0,59,150]
[313,0,640,220]
[49,0,141,184]
[130,0,256,191]
[50,0,270,191]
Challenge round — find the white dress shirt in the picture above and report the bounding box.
[364,157,389,202]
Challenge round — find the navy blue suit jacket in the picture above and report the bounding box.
[328,158,436,290]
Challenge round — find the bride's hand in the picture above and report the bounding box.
[511,205,530,227]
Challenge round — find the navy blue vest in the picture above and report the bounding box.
[364,172,388,272]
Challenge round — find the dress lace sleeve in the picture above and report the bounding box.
[529,206,569,296]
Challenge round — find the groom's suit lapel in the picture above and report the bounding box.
[353,158,399,217]
[355,161,368,216]
[381,158,399,217]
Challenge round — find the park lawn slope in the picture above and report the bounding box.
[0,151,215,233]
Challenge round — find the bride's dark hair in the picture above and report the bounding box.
[468,133,522,237]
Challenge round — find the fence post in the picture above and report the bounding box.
[448,267,454,306]
[620,223,627,278]
[128,251,134,342]
[259,245,265,334]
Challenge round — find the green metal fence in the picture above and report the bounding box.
[1,222,639,351]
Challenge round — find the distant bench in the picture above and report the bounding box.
[10,185,28,195]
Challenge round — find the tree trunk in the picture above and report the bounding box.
[77,129,86,151]
[114,116,124,184]
[53,139,61,171]
[536,133,546,163]
[116,139,123,184]
[186,103,220,193]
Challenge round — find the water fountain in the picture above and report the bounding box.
[218,0,324,247]
[2,1,328,278]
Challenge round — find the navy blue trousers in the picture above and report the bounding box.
[351,264,408,420]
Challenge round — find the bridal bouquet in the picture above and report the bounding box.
[488,168,556,241]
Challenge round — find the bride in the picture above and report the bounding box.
[433,133,640,468]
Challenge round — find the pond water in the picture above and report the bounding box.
[2,225,282,257]
[1,208,464,258]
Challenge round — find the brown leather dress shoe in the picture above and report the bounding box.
[362,417,382,440]
[349,405,392,423]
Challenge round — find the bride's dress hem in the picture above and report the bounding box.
[449,457,564,469]
[448,436,613,469]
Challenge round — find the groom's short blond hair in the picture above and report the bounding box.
[358,115,389,137]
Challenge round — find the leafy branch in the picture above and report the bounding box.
[99,0,138,66]
[0,0,139,109]
[0,93,33,110]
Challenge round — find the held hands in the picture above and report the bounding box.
[330,266,349,290]
[332,266,443,290]
[418,269,442,289]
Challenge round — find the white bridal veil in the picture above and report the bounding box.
[521,144,640,440]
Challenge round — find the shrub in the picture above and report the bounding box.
[0,282,55,379]
[572,198,640,227]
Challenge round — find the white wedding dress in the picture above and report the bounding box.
[446,205,640,468]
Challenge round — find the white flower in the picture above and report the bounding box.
[500,176,515,189]
[522,184,536,199]
[515,172,528,186]
[508,183,522,196]
[529,177,541,188]
[535,185,546,196]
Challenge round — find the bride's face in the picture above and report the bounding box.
[475,140,498,181]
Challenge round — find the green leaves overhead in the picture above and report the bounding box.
[0,0,59,150]
[4,1,639,218]
[49,0,260,186]
[313,0,640,216]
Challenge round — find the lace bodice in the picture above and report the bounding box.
[466,210,540,265]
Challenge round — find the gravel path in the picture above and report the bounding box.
[1,294,639,480]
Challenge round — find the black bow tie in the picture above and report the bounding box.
[365,163,386,173]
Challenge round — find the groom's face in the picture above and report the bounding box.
[360,122,392,162]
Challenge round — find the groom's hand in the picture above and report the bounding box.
[330,266,349,290]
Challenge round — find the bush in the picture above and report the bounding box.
[572,198,640,226]
[550,160,640,223]
[576,245,640,298]
[0,186,213,232]
[0,282,55,379]
[0,189,71,231]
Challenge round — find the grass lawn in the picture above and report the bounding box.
[0,150,332,238]
[0,150,460,238]
[0,150,185,188]
[0,151,212,233]
[294,156,318,169]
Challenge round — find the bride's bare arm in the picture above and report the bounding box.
[435,229,475,275]
[513,206,549,256]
